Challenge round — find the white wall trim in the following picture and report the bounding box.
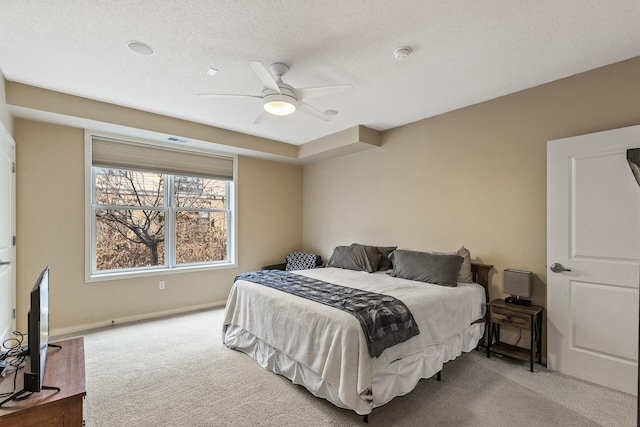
[0,120,15,345]
[50,299,227,338]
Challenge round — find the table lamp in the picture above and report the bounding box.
[504,269,532,306]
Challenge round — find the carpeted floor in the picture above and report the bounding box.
[58,308,636,426]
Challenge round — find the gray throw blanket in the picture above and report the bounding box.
[235,270,420,357]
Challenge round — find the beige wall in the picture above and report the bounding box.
[11,56,640,346]
[7,82,297,159]
[15,119,302,333]
[303,57,640,351]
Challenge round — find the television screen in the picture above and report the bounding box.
[24,266,49,392]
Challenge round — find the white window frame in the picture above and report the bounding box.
[85,131,237,282]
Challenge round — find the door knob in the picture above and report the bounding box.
[550,263,571,273]
[0,259,10,267]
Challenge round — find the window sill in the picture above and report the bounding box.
[85,261,237,283]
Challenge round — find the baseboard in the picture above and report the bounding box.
[50,300,227,338]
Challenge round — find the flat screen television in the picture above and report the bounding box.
[0,266,59,407]
[23,266,50,392]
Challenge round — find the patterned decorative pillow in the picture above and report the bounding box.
[285,252,318,271]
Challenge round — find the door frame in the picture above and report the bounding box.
[0,122,15,343]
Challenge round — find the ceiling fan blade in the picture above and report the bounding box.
[297,102,330,121]
[253,111,270,124]
[248,61,281,94]
[197,93,261,99]
[295,84,353,101]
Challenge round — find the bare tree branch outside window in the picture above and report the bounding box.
[94,168,228,271]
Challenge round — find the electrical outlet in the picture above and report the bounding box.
[159,281,165,290]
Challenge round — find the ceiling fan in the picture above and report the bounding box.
[198,61,353,124]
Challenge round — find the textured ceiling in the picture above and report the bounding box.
[0,1,639,145]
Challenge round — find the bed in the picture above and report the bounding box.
[222,246,492,418]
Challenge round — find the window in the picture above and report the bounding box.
[86,134,236,279]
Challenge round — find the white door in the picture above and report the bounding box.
[0,125,15,344]
[547,125,640,395]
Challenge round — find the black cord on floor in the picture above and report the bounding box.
[0,331,27,398]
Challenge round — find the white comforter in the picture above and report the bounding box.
[223,267,485,413]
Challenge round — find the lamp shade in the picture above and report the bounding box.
[504,269,532,298]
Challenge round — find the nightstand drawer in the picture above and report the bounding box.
[490,306,531,330]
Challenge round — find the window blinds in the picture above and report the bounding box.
[91,136,234,180]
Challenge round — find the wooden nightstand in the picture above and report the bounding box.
[486,299,543,372]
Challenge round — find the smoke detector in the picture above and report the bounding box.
[393,46,412,61]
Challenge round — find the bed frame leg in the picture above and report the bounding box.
[436,371,442,381]
[363,414,369,423]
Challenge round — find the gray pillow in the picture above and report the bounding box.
[433,246,473,283]
[351,243,397,271]
[389,250,463,287]
[327,245,381,273]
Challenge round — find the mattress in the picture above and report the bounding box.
[222,267,486,415]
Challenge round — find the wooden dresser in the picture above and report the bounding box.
[0,337,86,426]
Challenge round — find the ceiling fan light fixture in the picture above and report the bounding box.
[199,61,352,122]
[263,94,297,116]
[264,101,296,115]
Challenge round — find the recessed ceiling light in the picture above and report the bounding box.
[127,40,154,55]
[206,68,218,76]
[324,110,338,117]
